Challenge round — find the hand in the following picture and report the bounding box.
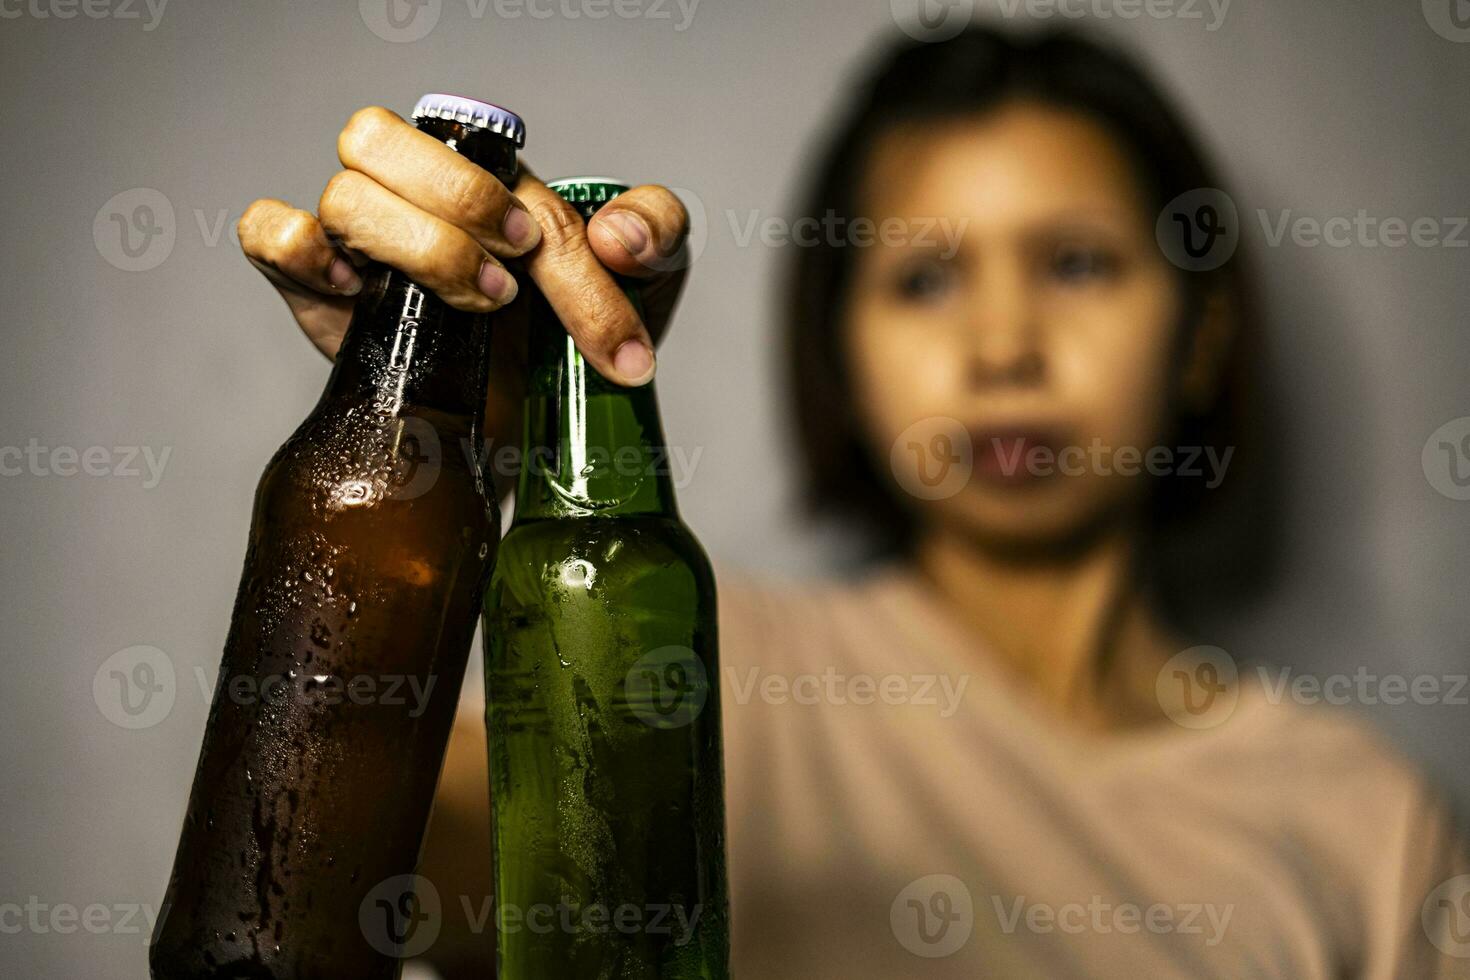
[236,106,691,391]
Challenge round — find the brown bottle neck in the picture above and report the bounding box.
[321,117,519,424]
[323,275,491,421]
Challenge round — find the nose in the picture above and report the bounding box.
[965,262,1045,386]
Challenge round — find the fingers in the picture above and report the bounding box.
[585,184,691,346]
[337,106,541,260]
[317,169,518,312]
[237,198,359,357]
[239,197,360,296]
[586,184,690,279]
[517,176,660,386]
[243,104,696,383]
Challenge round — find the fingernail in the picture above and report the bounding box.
[327,256,361,295]
[601,211,651,261]
[612,340,656,385]
[502,205,540,251]
[478,261,518,304]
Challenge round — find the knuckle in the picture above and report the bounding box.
[236,199,276,252]
[441,166,504,234]
[271,210,319,256]
[533,200,589,261]
[338,105,395,164]
[573,289,639,349]
[317,171,364,230]
[412,225,478,284]
[241,201,321,262]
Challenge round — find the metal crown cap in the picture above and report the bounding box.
[411,94,526,147]
[546,177,631,219]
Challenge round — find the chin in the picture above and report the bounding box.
[934,487,1120,559]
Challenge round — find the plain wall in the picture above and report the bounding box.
[2,1,1467,975]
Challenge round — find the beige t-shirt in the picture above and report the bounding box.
[718,567,1470,979]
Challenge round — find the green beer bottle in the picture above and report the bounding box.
[482,178,729,978]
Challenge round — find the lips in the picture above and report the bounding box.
[969,427,1068,483]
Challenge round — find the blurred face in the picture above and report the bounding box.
[846,102,1184,552]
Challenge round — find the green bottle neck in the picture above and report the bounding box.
[514,298,677,521]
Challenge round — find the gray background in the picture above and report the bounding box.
[2,0,1468,975]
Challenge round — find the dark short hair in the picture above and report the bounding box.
[783,25,1277,618]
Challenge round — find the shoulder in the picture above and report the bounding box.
[1222,685,1470,973]
[1193,675,1458,845]
[1230,678,1446,814]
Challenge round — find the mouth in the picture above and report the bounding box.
[968,426,1070,484]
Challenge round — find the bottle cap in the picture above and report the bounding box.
[546,177,631,220]
[411,94,526,147]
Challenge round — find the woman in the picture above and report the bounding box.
[237,26,1468,979]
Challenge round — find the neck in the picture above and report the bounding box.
[915,521,1173,729]
[318,115,516,430]
[323,273,489,423]
[514,306,675,521]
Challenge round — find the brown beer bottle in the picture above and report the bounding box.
[149,95,524,980]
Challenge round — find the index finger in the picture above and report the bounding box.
[517,176,657,387]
